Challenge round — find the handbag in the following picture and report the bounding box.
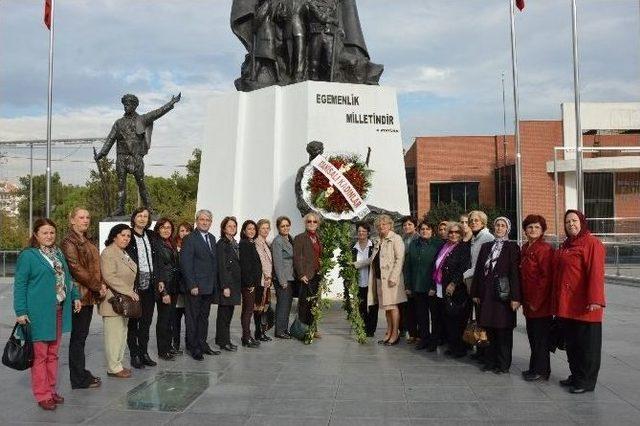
[289,316,309,341]
[444,294,468,317]
[259,304,276,333]
[2,323,34,371]
[108,291,142,318]
[493,276,510,301]
[463,310,489,347]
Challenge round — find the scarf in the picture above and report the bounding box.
[40,245,66,303]
[484,216,511,276]
[432,242,457,285]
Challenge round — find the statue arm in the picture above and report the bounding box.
[95,124,118,160]
[141,93,181,125]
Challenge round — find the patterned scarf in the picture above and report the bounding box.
[40,245,66,303]
[484,217,511,276]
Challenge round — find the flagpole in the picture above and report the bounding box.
[45,0,55,218]
[570,0,584,212]
[509,0,523,244]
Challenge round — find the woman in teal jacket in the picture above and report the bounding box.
[14,218,80,411]
[405,221,443,351]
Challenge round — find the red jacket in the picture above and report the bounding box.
[520,238,554,318]
[553,232,606,322]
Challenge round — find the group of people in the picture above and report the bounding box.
[12,205,605,411]
[354,210,604,396]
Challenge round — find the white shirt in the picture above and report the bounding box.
[354,240,373,288]
[134,232,153,273]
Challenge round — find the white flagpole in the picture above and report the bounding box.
[570,0,584,212]
[45,0,55,218]
[509,0,523,243]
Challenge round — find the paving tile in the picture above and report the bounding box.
[472,384,551,402]
[254,398,334,417]
[265,383,338,400]
[246,415,329,426]
[85,409,176,425]
[483,401,573,422]
[332,400,408,419]
[337,384,405,401]
[168,412,250,425]
[407,402,489,420]
[404,385,477,402]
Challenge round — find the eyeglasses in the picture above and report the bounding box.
[306,220,318,224]
[448,230,461,234]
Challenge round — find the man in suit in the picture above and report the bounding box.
[179,209,220,360]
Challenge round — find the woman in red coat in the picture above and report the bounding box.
[554,210,605,394]
[520,215,554,382]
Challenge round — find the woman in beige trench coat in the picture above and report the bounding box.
[368,214,407,346]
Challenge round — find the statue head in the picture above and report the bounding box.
[306,141,324,161]
[121,94,139,114]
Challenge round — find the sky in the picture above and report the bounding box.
[0,0,639,185]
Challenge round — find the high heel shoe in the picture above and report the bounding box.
[384,336,400,346]
[377,338,390,345]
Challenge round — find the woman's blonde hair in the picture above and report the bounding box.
[468,210,488,227]
[374,214,393,229]
[256,218,271,231]
[68,207,89,223]
[303,212,321,225]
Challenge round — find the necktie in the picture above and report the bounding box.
[204,233,211,251]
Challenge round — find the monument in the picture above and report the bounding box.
[95,93,181,216]
[196,0,409,233]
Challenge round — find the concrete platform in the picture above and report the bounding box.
[0,277,639,425]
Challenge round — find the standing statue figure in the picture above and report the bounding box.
[283,0,308,82]
[95,93,181,216]
[308,0,340,81]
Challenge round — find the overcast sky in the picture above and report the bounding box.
[1,0,639,184]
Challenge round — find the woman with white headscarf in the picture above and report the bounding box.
[471,217,521,374]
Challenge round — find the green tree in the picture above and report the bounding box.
[16,172,77,226]
[0,211,27,249]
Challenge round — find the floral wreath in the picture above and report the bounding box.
[303,153,372,221]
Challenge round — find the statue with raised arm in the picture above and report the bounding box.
[95,93,181,216]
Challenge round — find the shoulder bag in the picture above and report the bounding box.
[109,290,142,318]
[2,323,34,371]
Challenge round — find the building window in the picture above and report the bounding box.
[430,182,479,210]
[585,172,614,234]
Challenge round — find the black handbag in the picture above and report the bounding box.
[259,304,276,332]
[289,316,309,341]
[2,323,34,371]
[108,291,142,318]
[493,276,510,301]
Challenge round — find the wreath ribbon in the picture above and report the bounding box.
[311,155,371,219]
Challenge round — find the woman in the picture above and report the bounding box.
[437,221,449,241]
[272,216,295,339]
[405,221,443,351]
[239,220,262,348]
[126,207,162,369]
[368,214,406,346]
[433,222,471,358]
[351,222,376,337]
[554,210,605,394]
[520,214,554,382]
[254,219,273,341]
[293,212,323,330]
[14,218,81,410]
[100,224,138,380]
[471,217,521,374]
[61,207,105,389]
[401,216,419,343]
[216,216,242,352]
[153,218,180,360]
[172,221,192,354]
[460,214,473,243]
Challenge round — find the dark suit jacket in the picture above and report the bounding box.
[216,237,241,305]
[179,230,218,296]
[239,239,262,288]
[293,232,321,280]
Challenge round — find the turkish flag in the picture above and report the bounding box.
[44,0,52,29]
[516,0,525,11]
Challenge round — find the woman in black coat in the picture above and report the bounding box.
[471,217,522,374]
[432,222,471,357]
[153,218,181,360]
[239,220,262,348]
[215,217,242,352]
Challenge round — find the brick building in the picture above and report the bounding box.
[405,103,640,237]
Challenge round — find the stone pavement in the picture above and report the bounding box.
[0,277,639,425]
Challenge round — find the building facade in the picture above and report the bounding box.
[405,103,640,238]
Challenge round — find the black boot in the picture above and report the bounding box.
[131,355,145,369]
[141,353,157,367]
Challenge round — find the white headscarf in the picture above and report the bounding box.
[484,216,512,274]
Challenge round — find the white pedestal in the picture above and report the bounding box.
[197,81,410,236]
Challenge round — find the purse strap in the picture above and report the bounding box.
[12,323,31,341]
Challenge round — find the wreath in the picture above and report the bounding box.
[306,154,372,216]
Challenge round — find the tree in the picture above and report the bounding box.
[16,172,77,227]
[0,211,27,249]
[424,202,511,235]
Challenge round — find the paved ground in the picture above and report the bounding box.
[0,277,639,425]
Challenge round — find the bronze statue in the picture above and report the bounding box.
[231,0,383,91]
[95,93,181,216]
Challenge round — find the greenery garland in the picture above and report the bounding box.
[305,220,367,344]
